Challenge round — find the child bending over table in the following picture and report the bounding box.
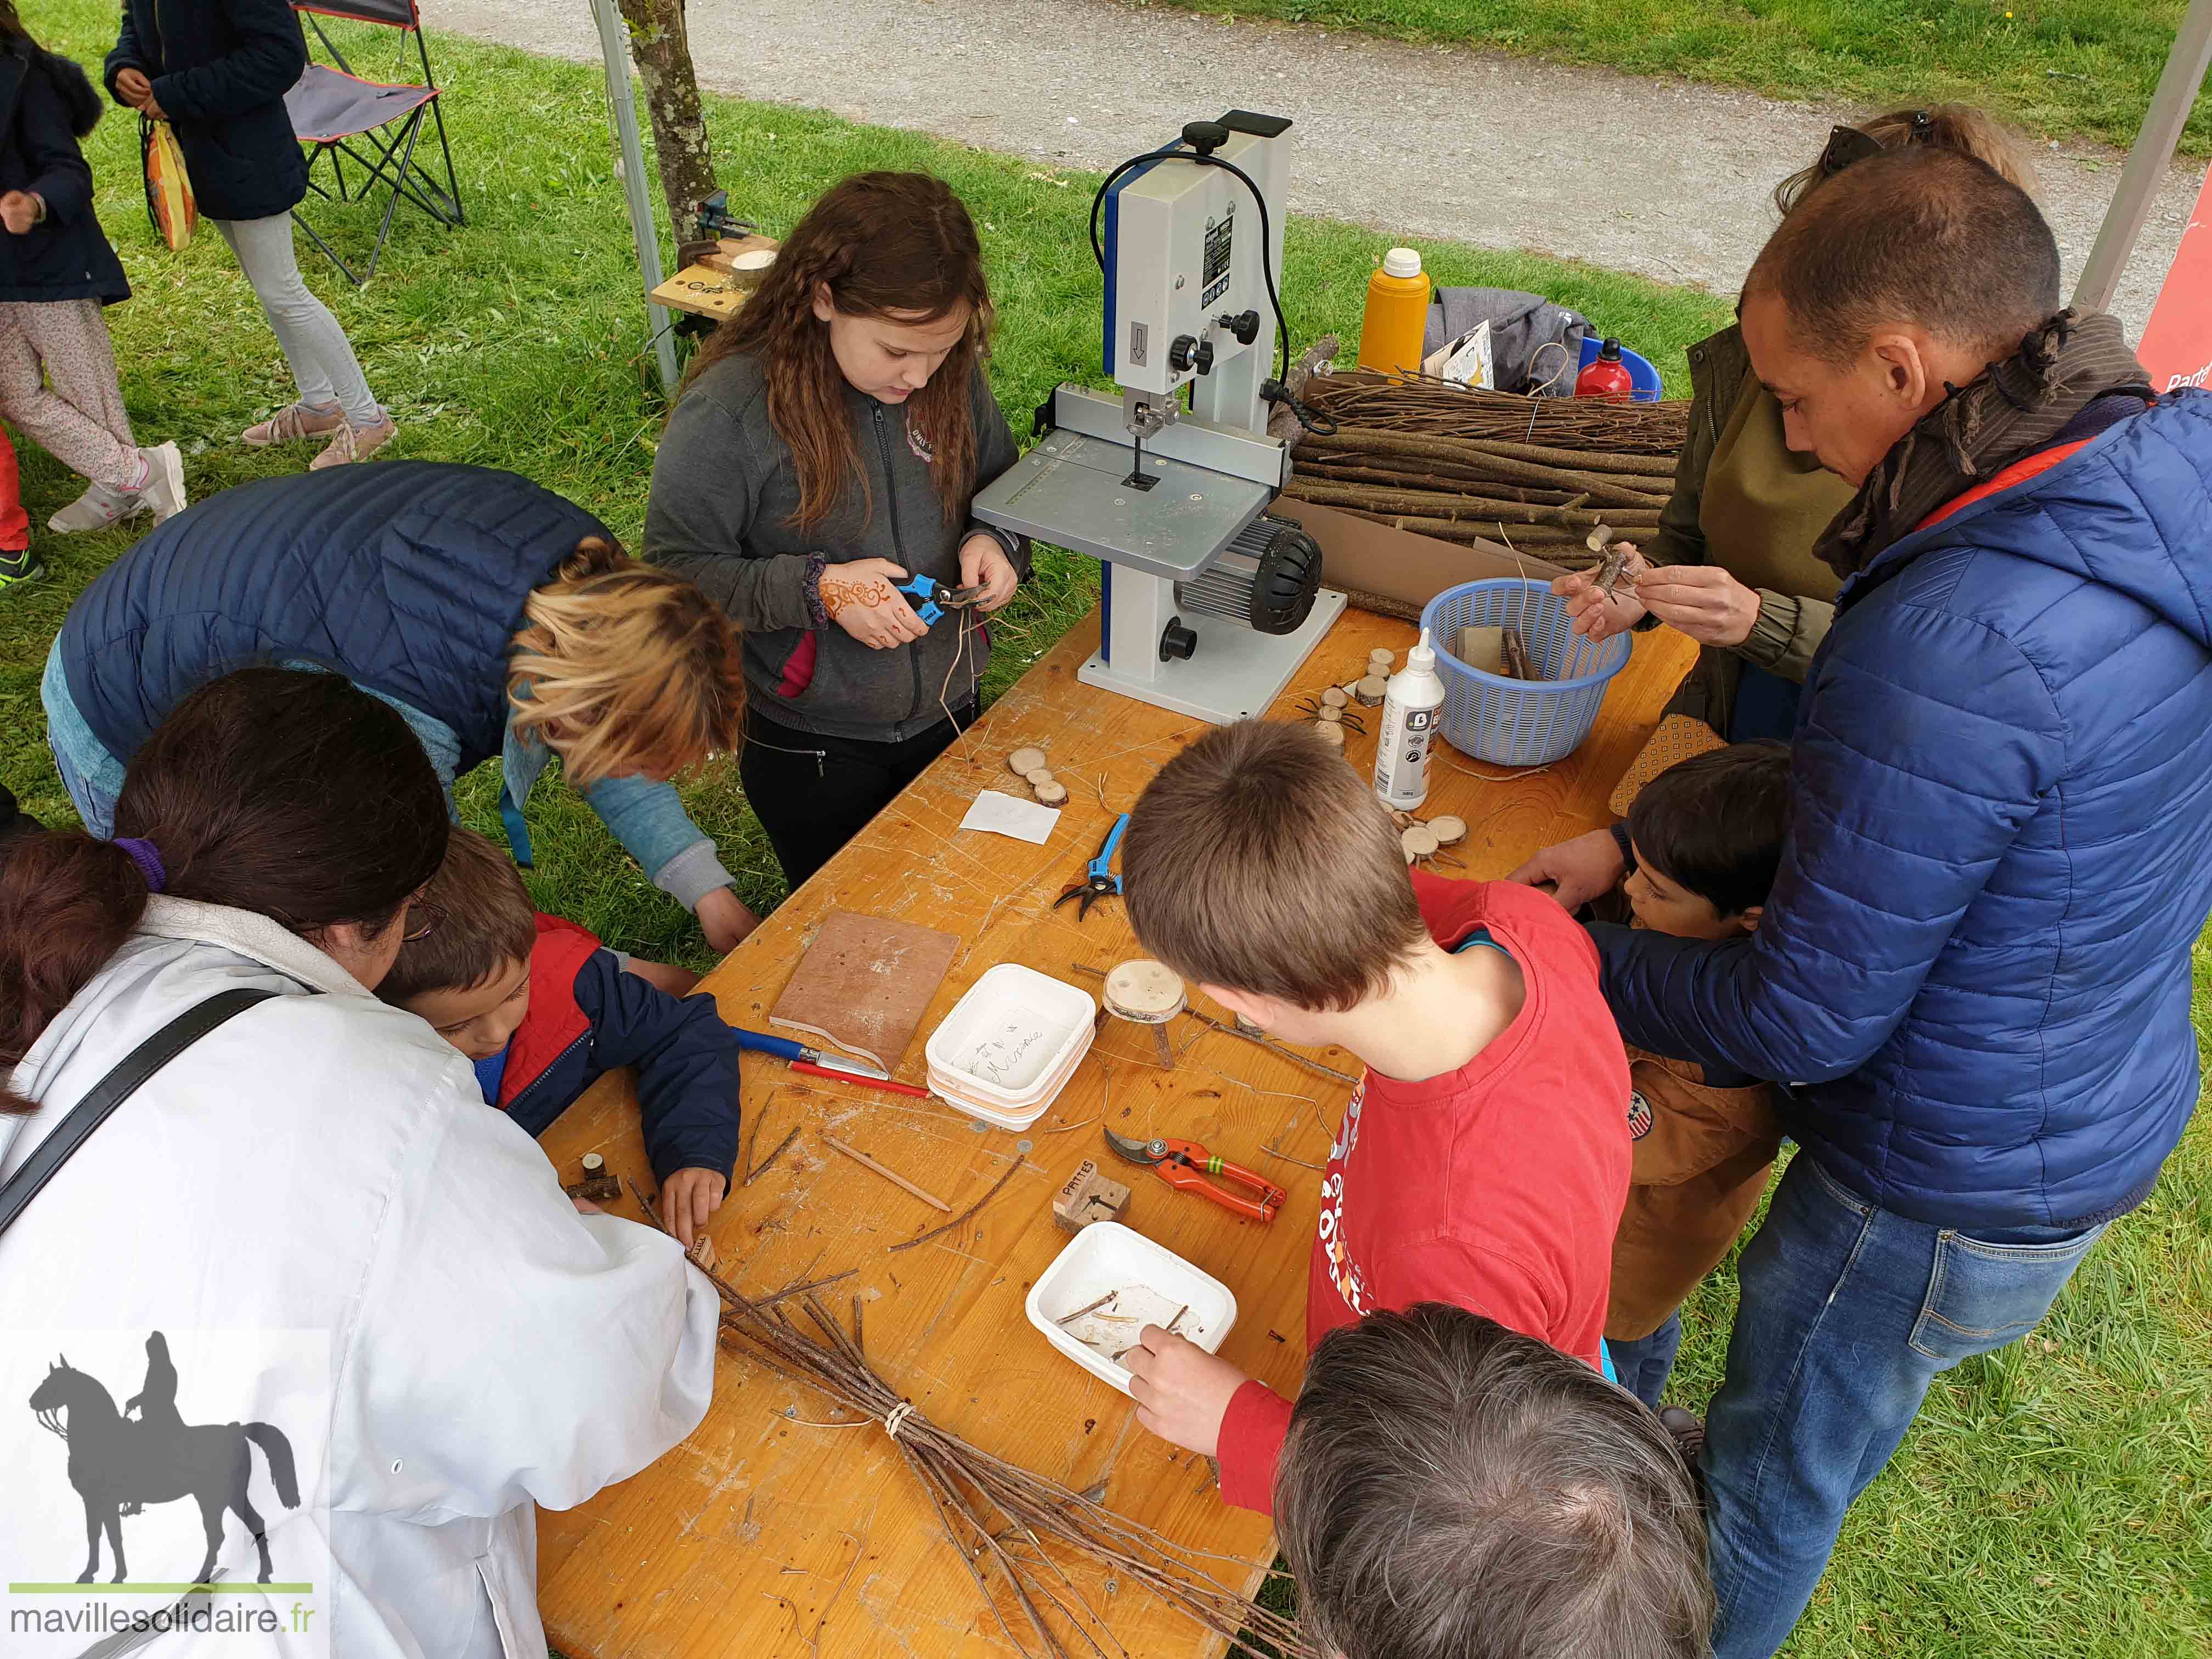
[1115,719,1633,1514]
[379,827,741,1245]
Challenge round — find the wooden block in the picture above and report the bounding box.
[1052,1159,1133,1233]
[768,909,961,1074]
[1454,624,1509,676]
[687,1234,719,1274]
[697,231,780,274]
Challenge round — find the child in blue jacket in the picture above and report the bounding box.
[379,827,741,1245]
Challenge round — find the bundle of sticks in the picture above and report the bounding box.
[1285,425,1674,557]
[637,1184,1316,1659]
[1301,369,1689,455]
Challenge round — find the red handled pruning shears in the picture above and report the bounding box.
[1102,1126,1285,1223]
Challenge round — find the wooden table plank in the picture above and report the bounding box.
[536,605,1695,1658]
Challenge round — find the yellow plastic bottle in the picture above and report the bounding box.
[1357,247,1431,375]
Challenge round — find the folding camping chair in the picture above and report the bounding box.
[285,0,464,285]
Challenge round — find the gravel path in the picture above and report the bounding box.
[432,0,2196,335]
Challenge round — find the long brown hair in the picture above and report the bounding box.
[1774,103,2039,217]
[506,537,745,786]
[680,171,994,531]
[1,669,450,1114]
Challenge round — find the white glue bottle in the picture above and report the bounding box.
[1374,629,1447,811]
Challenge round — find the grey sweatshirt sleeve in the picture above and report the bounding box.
[966,365,1032,580]
[645,382,815,633]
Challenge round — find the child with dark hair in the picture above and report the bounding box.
[1114,719,1631,1515]
[1603,740,1791,1409]
[377,827,742,1245]
[1277,1304,1713,1659]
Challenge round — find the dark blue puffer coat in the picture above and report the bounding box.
[1595,392,2212,1230]
[61,462,608,766]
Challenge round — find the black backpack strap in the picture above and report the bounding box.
[0,988,276,1239]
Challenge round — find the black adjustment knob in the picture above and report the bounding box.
[1182,121,1231,156]
[1194,341,1216,374]
[1221,309,1262,345]
[1159,618,1198,661]
[1167,335,1199,373]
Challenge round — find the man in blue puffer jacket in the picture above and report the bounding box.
[1519,149,2212,1657]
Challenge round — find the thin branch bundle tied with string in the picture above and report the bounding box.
[1300,369,1690,454]
[632,1182,1315,1658]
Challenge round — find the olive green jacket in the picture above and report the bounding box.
[1648,324,1841,733]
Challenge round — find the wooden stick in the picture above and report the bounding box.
[743,1125,801,1188]
[822,1134,951,1212]
[889,1156,1023,1252]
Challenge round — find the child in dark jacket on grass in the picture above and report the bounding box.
[379,827,741,1244]
[1601,741,1790,1410]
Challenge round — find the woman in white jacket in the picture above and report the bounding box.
[0,667,718,1657]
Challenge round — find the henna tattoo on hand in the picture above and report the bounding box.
[820,578,894,619]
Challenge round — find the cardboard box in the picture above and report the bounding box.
[1271,496,1565,617]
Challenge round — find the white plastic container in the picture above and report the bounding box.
[1024,1222,1239,1396]
[1374,627,1448,811]
[925,963,1096,1128]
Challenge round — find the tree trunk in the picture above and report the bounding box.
[613,0,715,252]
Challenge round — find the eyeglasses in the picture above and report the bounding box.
[401,899,446,944]
[1818,110,1934,179]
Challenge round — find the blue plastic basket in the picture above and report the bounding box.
[1421,579,1630,766]
[1575,334,1664,402]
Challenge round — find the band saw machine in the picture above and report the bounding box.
[973,110,1345,724]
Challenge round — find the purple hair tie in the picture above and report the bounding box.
[113,837,167,894]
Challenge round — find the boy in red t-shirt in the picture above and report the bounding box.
[1119,720,1631,1515]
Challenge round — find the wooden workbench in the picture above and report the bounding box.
[536,603,1695,1658]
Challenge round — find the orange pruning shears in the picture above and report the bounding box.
[1102,1127,1285,1223]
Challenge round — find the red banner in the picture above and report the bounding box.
[2137,162,2212,394]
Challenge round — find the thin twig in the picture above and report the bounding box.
[1259,1147,1331,1172]
[824,1134,952,1212]
[888,1157,1023,1254]
[744,1126,802,1188]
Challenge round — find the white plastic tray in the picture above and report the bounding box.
[926,963,1096,1110]
[1023,1222,1238,1397]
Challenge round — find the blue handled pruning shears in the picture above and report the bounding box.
[894,573,989,627]
[1053,812,1129,921]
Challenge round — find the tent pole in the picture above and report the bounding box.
[591,0,682,397]
[2075,0,2212,315]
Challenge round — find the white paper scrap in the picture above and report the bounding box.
[958,789,1062,844]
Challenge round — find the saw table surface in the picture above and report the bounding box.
[535,603,1695,1658]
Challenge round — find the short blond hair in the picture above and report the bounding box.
[1122,721,1426,1012]
[507,539,745,787]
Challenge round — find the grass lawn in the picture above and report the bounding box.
[1122,0,2212,156]
[1,7,2205,1655]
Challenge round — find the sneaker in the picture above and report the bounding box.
[48,479,140,534]
[308,411,398,471]
[0,546,44,590]
[135,442,188,523]
[241,401,345,447]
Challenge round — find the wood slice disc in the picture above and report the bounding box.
[1368,648,1394,671]
[1312,719,1345,747]
[1102,960,1186,1023]
[1353,675,1388,706]
[1025,768,1056,787]
[1429,814,1467,846]
[1317,705,1342,725]
[1401,825,1440,859]
[1007,746,1048,776]
[1320,686,1349,709]
[1033,779,1068,806]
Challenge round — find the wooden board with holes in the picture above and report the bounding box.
[534,605,1695,1659]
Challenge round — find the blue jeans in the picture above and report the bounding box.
[1706,1155,2107,1659]
[42,637,125,837]
[1607,1310,1684,1409]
